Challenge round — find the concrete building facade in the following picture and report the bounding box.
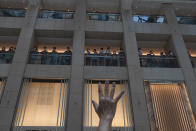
[0,0,196,131]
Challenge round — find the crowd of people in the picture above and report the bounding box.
[30,47,72,65]
[0,47,15,64]
[0,45,181,68]
[85,47,126,66]
[138,48,178,68]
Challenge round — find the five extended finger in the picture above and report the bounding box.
[110,82,115,99]
[114,91,125,103]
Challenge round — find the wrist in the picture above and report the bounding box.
[98,118,112,131]
[99,118,112,125]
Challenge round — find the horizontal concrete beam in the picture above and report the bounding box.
[0,17,24,29]
[24,64,71,79]
[134,23,170,35]
[85,20,123,32]
[84,66,128,80]
[1,17,196,36]
[142,67,184,81]
[0,64,189,81]
[180,24,196,36]
[35,19,74,31]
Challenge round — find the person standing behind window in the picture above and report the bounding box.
[50,47,58,65]
[41,46,48,64]
[138,48,143,56]
[64,46,72,65]
[138,48,143,66]
[119,48,125,66]
[167,50,175,67]
[92,49,98,66]
[0,47,6,64]
[30,47,38,64]
[85,48,91,66]
[5,47,14,64]
[112,50,118,66]
[99,48,104,66]
[147,51,154,67]
[160,52,166,67]
[105,47,111,66]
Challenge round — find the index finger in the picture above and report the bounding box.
[98,82,104,98]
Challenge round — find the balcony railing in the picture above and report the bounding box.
[0,53,14,64]
[39,10,74,19]
[29,53,72,65]
[0,9,26,17]
[177,17,196,25]
[133,15,166,23]
[139,55,178,68]
[85,55,126,66]
[88,12,121,21]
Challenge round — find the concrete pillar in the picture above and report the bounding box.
[163,3,196,116]
[66,0,86,131]
[0,1,40,130]
[120,1,150,130]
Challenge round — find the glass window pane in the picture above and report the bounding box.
[83,80,133,130]
[0,79,5,100]
[14,79,68,128]
[145,82,196,131]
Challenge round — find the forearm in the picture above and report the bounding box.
[97,119,112,131]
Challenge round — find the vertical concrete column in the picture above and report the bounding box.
[0,1,40,130]
[66,0,86,131]
[120,0,150,130]
[163,4,196,115]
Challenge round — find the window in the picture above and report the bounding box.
[177,16,196,25]
[83,80,133,131]
[13,79,69,130]
[0,78,6,101]
[144,81,196,131]
[39,10,74,19]
[88,12,121,21]
[133,15,166,24]
[0,8,26,17]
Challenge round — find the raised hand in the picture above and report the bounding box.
[92,81,125,131]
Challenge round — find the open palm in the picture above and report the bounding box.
[92,81,125,121]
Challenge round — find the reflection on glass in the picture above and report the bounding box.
[29,53,72,65]
[85,55,125,67]
[133,15,166,23]
[139,56,178,68]
[144,81,196,131]
[83,80,133,131]
[40,10,74,19]
[14,79,68,128]
[88,12,121,21]
[0,9,26,17]
[177,17,196,25]
[0,52,14,64]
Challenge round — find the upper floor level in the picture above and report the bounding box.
[0,0,196,14]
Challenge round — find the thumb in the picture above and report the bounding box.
[92,100,99,113]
